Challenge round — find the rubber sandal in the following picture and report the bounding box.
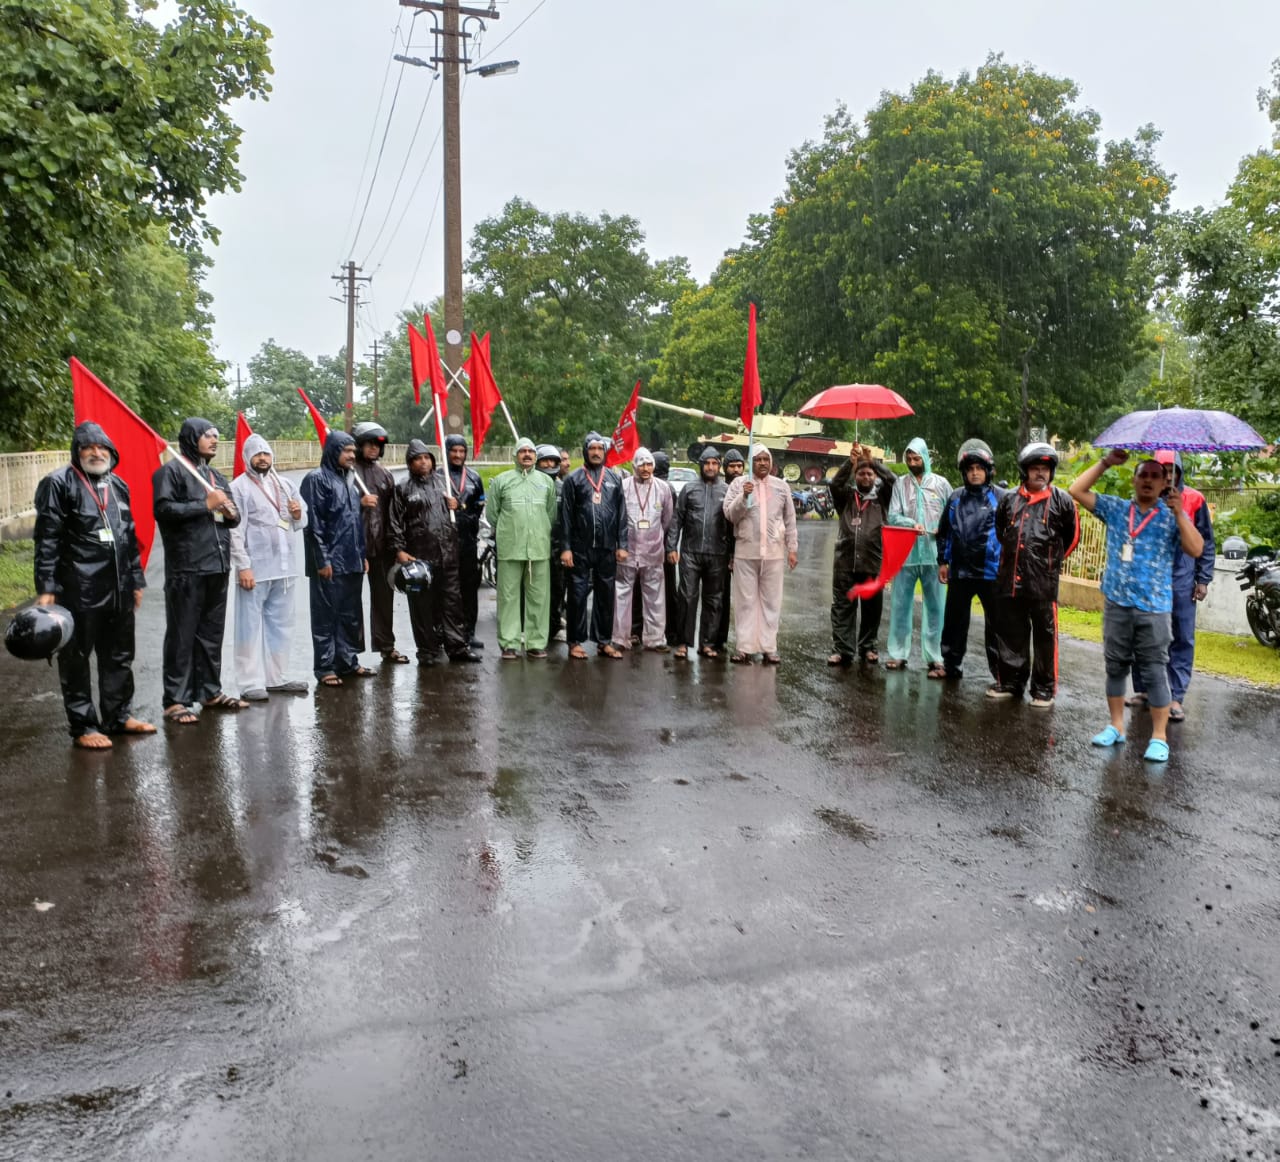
[346,666,376,678]
[1124,693,1148,708]
[926,666,948,680]
[884,659,906,670]
[699,646,718,659]
[673,646,688,659]
[730,652,752,664]
[319,674,343,687]
[382,650,411,664]
[1167,705,1186,723]
[202,693,249,711]
[1143,738,1170,762]
[526,649,547,659]
[762,653,781,665]
[164,705,199,724]
[599,644,623,659]
[568,645,588,660]
[862,651,879,664]
[113,718,157,735]
[73,732,114,749]
[1091,725,1125,747]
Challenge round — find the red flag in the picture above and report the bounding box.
[422,313,449,422]
[408,322,430,407]
[848,525,920,601]
[605,380,643,468]
[232,412,253,479]
[740,301,762,432]
[296,387,330,444]
[69,357,169,571]
[466,332,504,457]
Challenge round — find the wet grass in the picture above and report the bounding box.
[1058,605,1280,688]
[0,539,33,610]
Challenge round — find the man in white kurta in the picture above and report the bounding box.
[722,446,798,664]
[612,448,674,651]
[230,435,309,698]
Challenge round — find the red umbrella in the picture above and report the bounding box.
[799,383,914,439]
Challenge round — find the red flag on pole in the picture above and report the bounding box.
[466,332,504,457]
[69,357,169,571]
[740,301,762,433]
[296,387,330,444]
[232,411,253,478]
[605,380,643,468]
[408,322,431,407]
[848,525,920,601]
[422,313,449,423]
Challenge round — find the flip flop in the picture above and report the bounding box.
[319,674,343,687]
[673,646,689,659]
[884,659,906,670]
[1124,693,1149,708]
[1167,704,1186,722]
[112,718,157,735]
[203,693,249,710]
[163,705,199,724]
[862,651,879,665]
[599,644,624,659]
[1091,725,1125,747]
[926,665,948,680]
[1143,738,1170,762]
[568,645,588,660]
[73,732,113,750]
[729,652,752,665]
[699,646,718,659]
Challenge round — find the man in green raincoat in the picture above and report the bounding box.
[487,437,559,660]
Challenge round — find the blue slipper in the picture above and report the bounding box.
[1143,738,1170,763]
[1091,725,1125,747]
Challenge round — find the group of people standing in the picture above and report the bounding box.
[29,416,1215,762]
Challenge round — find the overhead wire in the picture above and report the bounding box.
[475,0,547,62]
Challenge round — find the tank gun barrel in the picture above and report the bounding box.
[638,396,743,432]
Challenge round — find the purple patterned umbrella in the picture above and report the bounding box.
[1093,407,1267,452]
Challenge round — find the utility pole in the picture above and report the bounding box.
[399,0,505,433]
[331,261,371,431]
[365,338,382,420]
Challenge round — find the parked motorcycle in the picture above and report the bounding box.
[1237,550,1280,649]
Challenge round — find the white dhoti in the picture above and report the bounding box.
[614,555,666,648]
[731,558,784,654]
[235,578,297,693]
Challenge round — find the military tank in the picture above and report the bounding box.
[638,397,884,484]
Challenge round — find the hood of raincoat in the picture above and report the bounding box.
[69,421,119,471]
[321,429,355,473]
[582,431,608,458]
[652,450,670,479]
[723,448,744,465]
[514,437,537,458]
[179,417,217,462]
[406,438,435,469]
[445,434,468,457]
[633,447,655,468]
[242,433,273,470]
[904,436,932,477]
[751,446,773,467]
[698,446,721,464]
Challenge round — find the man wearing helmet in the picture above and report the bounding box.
[1126,450,1214,722]
[489,439,559,659]
[885,437,953,674]
[1069,449,1206,762]
[667,445,731,659]
[560,432,628,659]
[32,422,156,747]
[988,442,1079,706]
[444,435,486,649]
[351,422,406,665]
[935,439,1005,682]
[387,441,479,665]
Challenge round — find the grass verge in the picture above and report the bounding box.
[1058,604,1280,687]
[0,540,34,610]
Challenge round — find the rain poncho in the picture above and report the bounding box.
[301,431,366,578]
[230,435,308,580]
[887,438,952,567]
[488,439,559,650]
[153,416,239,575]
[613,454,673,648]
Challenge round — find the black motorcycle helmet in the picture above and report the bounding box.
[352,422,388,457]
[652,451,671,480]
[5,603,75,662]
[387,559,433,594]
[1017,441,1059,481]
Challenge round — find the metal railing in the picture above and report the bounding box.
[1,443,518,523]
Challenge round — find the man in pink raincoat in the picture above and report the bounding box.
[612,448,674,652]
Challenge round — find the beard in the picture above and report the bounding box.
[80,456,110,477]
[909,463,925,478]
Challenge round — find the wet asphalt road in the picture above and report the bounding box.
[2,514,1279,1162]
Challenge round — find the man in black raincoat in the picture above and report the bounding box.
[301,431,372,686]
[443,434,486,648]
[827,444,896,665]
[709,448,744,652]
[667,446,731,659]
[33,422,156,747]
[351,422,405,664]
[153,417,243,722]
[560,431,629,658]
[388,440,479,665]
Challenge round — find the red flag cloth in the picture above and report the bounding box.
[296,387,330,444]
[605,380,643,468]
[848,525,919,601]
[422,313,449,423]
[408,322,431,407]
[69,357,169,571]
[232,412,253,478]
[467,331,503,458]
[740,301,762,432]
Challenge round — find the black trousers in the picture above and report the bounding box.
[831,567,883,659]
[407,555,467,660]
[990,594,1058,699]
[940,577,1000,680]
[711,561,733,649]
[549,556,567,634]
[58,602,136,737]
[366,551,397,653]
[679,552,728,649]
[310,572,364,678]
[568,546,617,646]
[456,534,480,641]
[163,572,229,707]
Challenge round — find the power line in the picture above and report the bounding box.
[476,0,546,61]
[372,114,445,274]
[400,173,447,308]
[348,59,410,259]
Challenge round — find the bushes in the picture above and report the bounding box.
[1215,490,1280,548]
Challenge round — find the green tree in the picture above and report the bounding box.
[238,340,348,439]
[0,0,272,445]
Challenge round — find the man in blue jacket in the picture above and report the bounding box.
[300,431,372,686]
[936,439,1004,682]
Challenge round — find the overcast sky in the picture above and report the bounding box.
[202,0,1280,377]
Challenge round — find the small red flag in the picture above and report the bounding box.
[69,357,169,571]
[740,301,762,433]
[232,411,253,478]
[408,322,430,407]
[848,525,920,601]
[466,332,504,458]
[422,313,449,422]
[605,380,643,469]
[296,386,330,444]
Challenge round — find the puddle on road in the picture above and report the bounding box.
[814,807,879,843]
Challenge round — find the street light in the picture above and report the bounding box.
[472,59,518,78]
[393,53,435,71]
